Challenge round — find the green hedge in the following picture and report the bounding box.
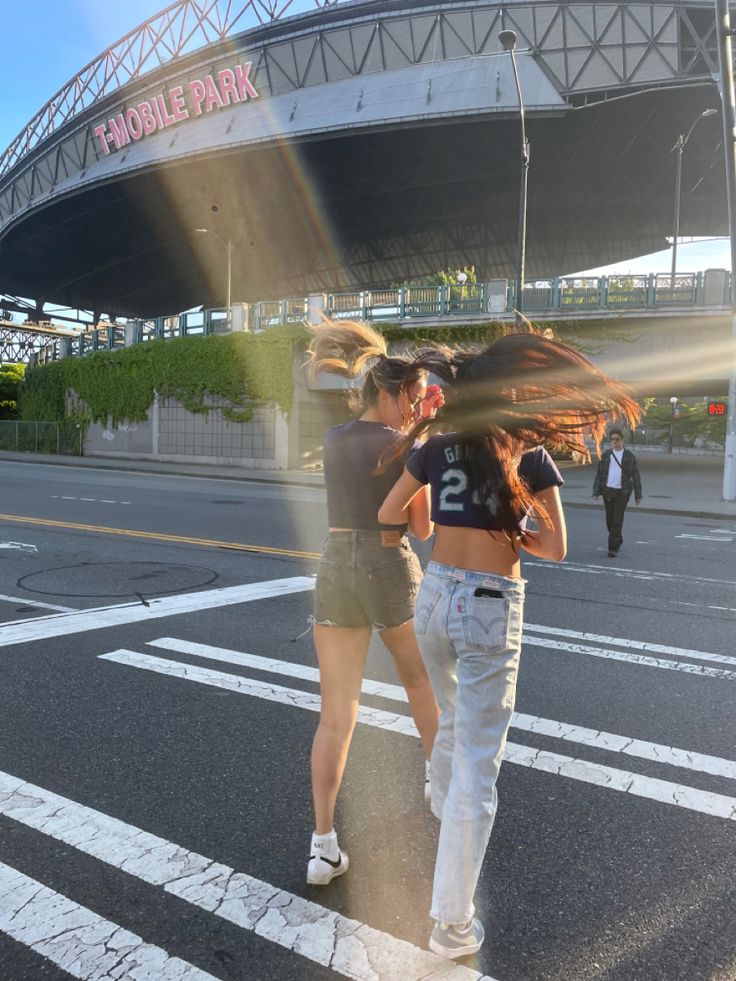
[19,326,307,425]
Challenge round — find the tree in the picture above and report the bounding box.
[0,362,25,419]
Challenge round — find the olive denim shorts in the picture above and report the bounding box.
[314,531,423,630]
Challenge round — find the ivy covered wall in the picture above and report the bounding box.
[18,326,308,426]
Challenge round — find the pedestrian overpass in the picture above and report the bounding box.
[17,268,732,399]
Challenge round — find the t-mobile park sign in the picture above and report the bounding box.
[93,63,259,156]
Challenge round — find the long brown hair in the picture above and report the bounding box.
[386,329,641,537]
[305,319,434,416]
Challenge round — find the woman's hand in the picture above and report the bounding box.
[418,384,445,420]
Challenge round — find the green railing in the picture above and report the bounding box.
[37,269,730,358]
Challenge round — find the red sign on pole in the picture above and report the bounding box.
[708,401,727,416]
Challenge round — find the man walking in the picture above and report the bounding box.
[592,429,642,557]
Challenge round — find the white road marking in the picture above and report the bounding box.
[149,637,736,781]
[523,623,734,666]
[0,770,495,981]
[0,861,217,980]
[676,534,733,542]
[0,541,37,553]
[51,495,130,505]
[522,635,736,680]
[100,649,736,823]
[0,577,315,649]
[525,560,736,588]
[0,592,75,613]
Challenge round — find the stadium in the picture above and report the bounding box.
[0,0,727,319]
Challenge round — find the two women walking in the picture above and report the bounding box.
[306,320,638,959]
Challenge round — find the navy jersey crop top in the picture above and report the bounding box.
[406,433,564,529]
[323,420,409,531]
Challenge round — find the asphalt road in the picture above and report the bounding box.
[0,460,734,981]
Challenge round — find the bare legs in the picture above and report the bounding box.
[380,620,439,759]
[311,620,439,835]
[311,624,371,834]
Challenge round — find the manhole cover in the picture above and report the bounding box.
[18,561,218,599]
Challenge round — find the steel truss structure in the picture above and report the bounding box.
[0,0,340,177]
[0,321,77,364]
[0,1,728,316]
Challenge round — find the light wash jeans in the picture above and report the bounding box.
[415,560,525,925]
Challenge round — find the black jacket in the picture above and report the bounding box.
[593,447,642,500]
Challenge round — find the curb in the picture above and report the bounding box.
[563,501,736,522]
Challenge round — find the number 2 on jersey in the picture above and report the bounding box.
[439,468,468,511]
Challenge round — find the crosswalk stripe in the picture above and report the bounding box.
[0,770,495,981]
[99,649,736,822]
[524,560,736,588]
[0,577,315,648]
[523,623,735,666]
[522,635,736,680]
[0,861,218,980]
[148,637,736,781]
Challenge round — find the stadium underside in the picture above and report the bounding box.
[0,83,724,318]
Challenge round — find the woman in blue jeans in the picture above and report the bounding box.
[379,330,638,958]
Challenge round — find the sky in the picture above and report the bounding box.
[0,0,731,308]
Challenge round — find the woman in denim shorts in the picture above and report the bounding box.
[380,329,639,959]
[305,320,444,886]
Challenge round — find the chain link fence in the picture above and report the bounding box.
[0,421,83,455]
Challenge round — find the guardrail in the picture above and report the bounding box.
[251,270,729,329]
[33,270,731,361]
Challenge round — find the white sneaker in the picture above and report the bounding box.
[424,760,432,803]
[306,832,349,886]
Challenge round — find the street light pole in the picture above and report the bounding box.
[499,30,529,313]
[714,0,736,500]
[670,109,717,285]
[668,396,679,453]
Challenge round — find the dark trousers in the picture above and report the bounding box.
[602,489,630,553]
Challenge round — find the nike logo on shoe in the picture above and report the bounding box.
[311,853,342,868]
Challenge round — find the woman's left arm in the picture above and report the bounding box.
[378,469,433,540]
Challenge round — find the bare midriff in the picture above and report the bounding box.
[430,524,522,579]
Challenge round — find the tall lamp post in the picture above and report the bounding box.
[714,0,736,501]
[668,396,679,453]
[499,29,529,313]
[194,228,233,326]
[670,108,717,285]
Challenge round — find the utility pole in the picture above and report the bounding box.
[714,0,736,500]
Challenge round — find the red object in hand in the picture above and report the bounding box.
[424,384,445,412]
[416,384,445,420]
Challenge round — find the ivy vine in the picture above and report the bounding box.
[19,325,308,426]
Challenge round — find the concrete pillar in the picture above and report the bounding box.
[124,321,137,346]
[486,279,508,315]
[307,293,326,326]
[59,337,72,359]
[230,303,249,332]
[703,268,729,306]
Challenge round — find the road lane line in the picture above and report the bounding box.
[0,861,218,980]
[147,637,736,781]
[100,649,736,822]
[522,636,736,680]
[0,770,495,981]
[0,592,75,613]
[523,624,735,667]
[0,578,315,648]
[0,512,321,560]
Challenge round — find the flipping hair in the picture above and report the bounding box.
[305,319,436,415]
[385,329,641,540]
